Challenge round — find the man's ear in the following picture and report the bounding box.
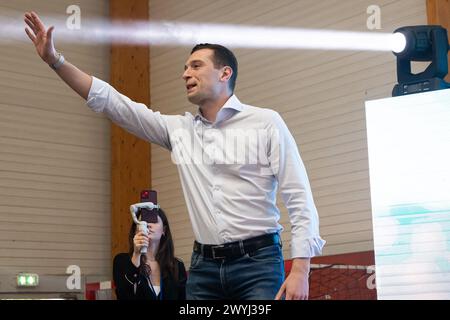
[220,66,233,82]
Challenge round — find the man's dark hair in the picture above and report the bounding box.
[191,43,238,92]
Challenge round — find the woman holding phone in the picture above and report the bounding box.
[113,208,186,300]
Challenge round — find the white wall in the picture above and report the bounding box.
[149,0,427,264]
[0,0,111,296]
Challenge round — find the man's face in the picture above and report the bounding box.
[182,49,224,106]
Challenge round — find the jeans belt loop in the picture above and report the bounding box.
[238,240,245,255]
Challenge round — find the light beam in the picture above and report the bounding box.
[1,15,406,52]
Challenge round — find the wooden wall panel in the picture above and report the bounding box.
[427,0,450,82]
[109,0,151,260]
[0,0,111,291]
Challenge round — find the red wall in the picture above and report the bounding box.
[285,251,377,300]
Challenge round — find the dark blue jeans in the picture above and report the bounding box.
[186,243,285,300]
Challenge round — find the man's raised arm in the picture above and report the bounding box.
[24,11,173,151]
[24,11,92,100]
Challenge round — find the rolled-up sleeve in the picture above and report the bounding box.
[268,111,326,258]
[86,76,172,150]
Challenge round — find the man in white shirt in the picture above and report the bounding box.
[24,11,325,300]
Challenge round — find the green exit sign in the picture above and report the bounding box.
[17,273,39,287]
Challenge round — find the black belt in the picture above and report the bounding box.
[193,233,280,260]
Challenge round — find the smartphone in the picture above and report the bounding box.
[139,190,158,223]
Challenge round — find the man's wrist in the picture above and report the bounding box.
[291,257,311,274]
[49,52,65,70]
[46,52,59,65]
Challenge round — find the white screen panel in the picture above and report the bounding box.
[366,89,450,299]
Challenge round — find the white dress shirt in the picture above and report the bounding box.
[87,77,325,258]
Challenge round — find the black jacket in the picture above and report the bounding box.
[113,253,186,300]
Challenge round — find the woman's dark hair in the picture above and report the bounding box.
[128,208,179,281]
[191,43,238,92]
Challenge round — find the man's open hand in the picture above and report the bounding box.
[24,11,58,65]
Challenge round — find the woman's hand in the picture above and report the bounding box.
[133,231,149,254]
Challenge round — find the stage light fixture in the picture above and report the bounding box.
[392,25,450,97]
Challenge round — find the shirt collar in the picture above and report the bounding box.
[221,94,244,112]
[195,94,244,124]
